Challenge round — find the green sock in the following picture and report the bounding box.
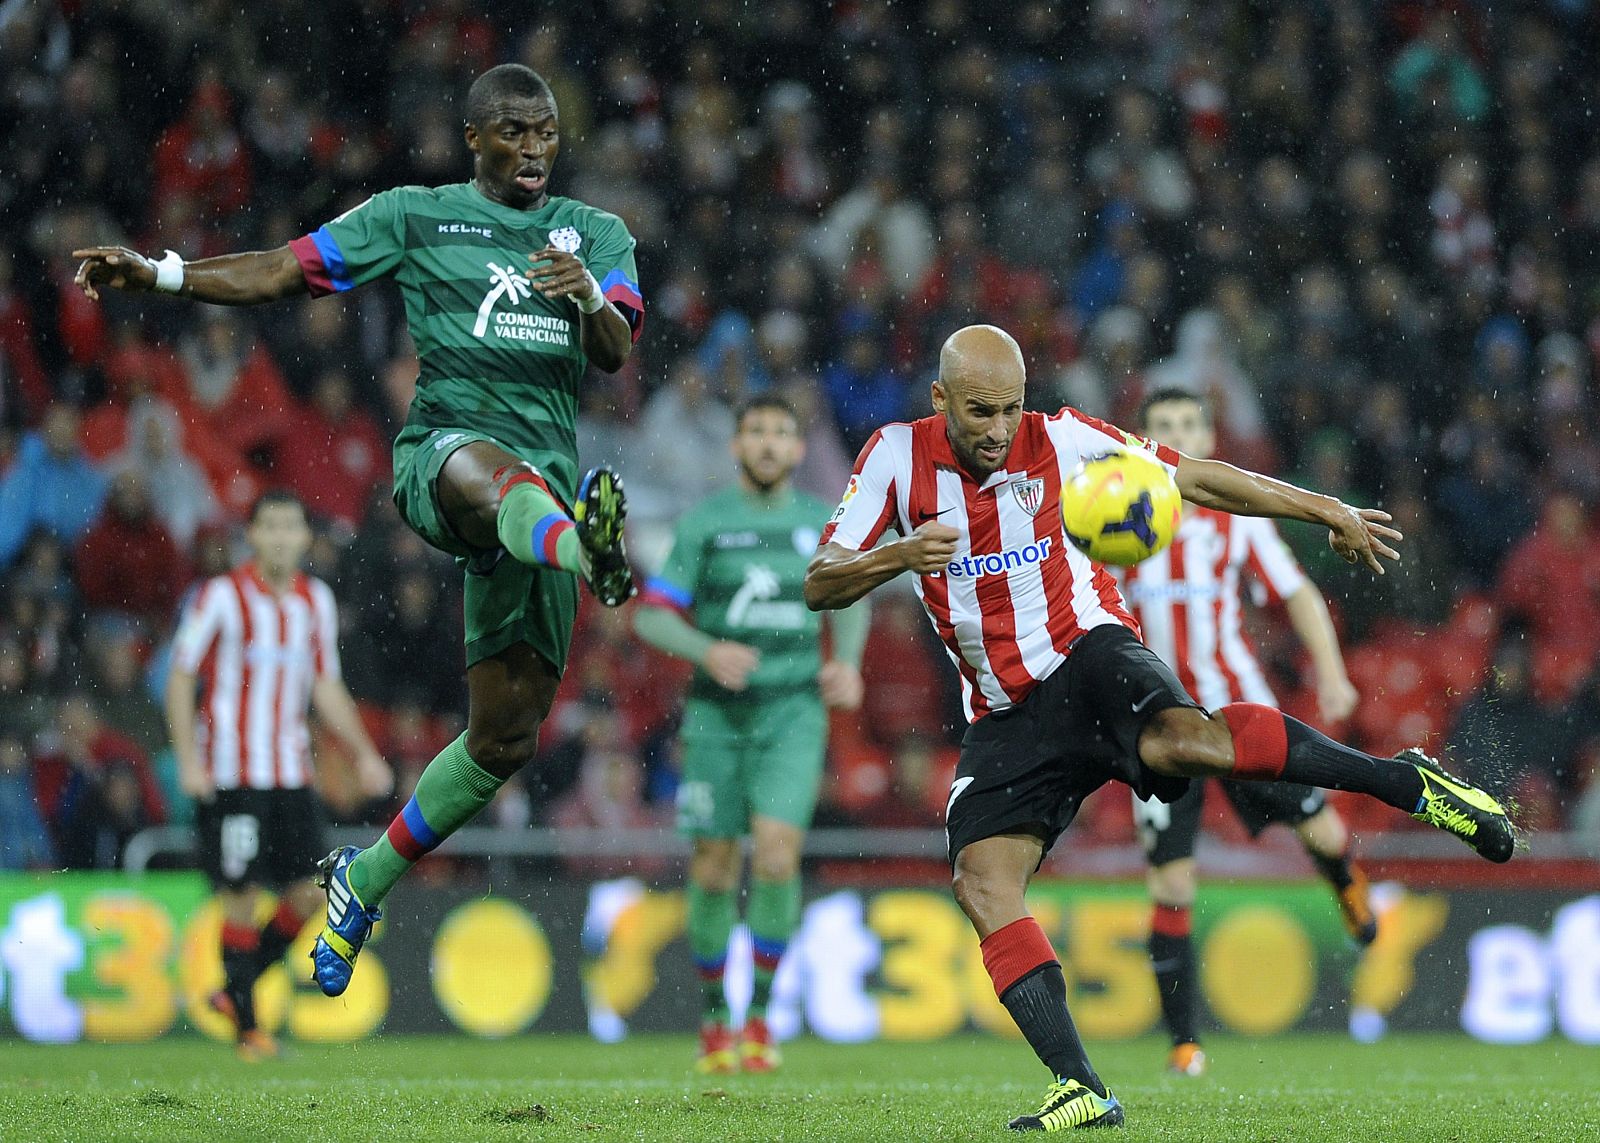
[686,881,737,1025]
[746,876,801,1018]
[348,734,504,906]
[496,476,582,574]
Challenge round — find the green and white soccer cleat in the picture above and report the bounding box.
[1008,1079,1125,1131]
[1399,748,1515,863]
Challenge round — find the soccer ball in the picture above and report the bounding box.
[1059,450,1182,566]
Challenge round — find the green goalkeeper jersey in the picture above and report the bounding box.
[644,487,831,701]
[290,183,643,503]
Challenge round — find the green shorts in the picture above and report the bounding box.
[675,691,828,837]
[391,423,578,672]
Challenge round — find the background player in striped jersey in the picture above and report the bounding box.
[633,396,869,1074]
[1118,389,1374,1078]
[805,325,1513,1132]
[166,490,391,1059]
[74,63,643,998]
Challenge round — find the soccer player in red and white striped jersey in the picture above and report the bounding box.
[1117,388,1373,1078]
[805,325,1513,1131]
[166,490,390,1059]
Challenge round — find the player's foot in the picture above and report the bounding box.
[309,846,382,998]
[235,1028,281,1063]
[695,1022,738,1075]
[1335,865,1379,945]
[1399,748,1515,863]
[1008,1079,1124,1131]
[1167,1042,1207,1077]
[740,1015,781,1073]
[574,466,636,607]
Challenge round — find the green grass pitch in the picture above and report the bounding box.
[1,1033,1595,1141]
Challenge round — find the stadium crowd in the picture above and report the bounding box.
[3,0,1600,871]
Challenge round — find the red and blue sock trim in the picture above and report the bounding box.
[386,796,442,863]
[530,513,573,566]
[752,936,787,974]
[693,954,727,981]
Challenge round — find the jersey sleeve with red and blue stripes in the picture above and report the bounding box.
[289,189,408,297]
[583,215,644,344]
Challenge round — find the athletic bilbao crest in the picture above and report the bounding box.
[548,226,582,254]
[1010,477,1045,516]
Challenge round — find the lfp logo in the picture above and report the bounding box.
[946,537,1052,578]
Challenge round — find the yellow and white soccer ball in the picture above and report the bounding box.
[1059,449,1183,566]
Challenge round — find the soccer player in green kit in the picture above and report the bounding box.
[633,396,869,1074]
[73,64,643,997]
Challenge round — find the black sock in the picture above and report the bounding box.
[220,948,259,1032]
[1279,717,1423,811]
[254,920,297,977]
[1148,931,1198,1046]
[1309,847,1355,891]
[1000,963,1106,1098]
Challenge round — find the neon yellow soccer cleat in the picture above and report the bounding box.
[1398,748,1515,863]
[1007,1079,1125,1131]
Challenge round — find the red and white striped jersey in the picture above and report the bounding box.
[821,409,1180,722]
[171,564,342,790]
[1115,508,1306,709]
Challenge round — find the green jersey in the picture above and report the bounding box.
[291,183,643,502]
[646,487,831,700]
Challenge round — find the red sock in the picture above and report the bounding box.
[268,899,305,940]
[980,916,1059,998]
[1151,903,1192,938]
[1219,703,1289,780]
[221,920,259,954]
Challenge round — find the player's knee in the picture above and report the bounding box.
[1139,708,1230,777]
[1148,862,1196,907]
[752,849,799,883]
[465,725,539,778]
[951,863,1022,928]
[690,839,741,891]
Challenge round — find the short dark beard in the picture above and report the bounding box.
[740,463,791,495]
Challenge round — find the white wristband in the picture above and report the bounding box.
[152,249,185,294]
[575,269,605,314]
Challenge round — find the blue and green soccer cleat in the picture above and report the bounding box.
[309,846,381,997]
[1008,1079,1125,1131]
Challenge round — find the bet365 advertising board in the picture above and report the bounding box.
[1,872,1597,1046]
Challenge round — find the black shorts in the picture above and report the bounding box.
[945,625,1199,865]
[197,787,327,889]
[1133,777,1327,866]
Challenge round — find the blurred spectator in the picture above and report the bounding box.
[273,368,388,530]
[813,159,936,296]
[1146,310,1270,467]
[0,404,110,570]
[152,76,253,223]
[32,693,166,869]
[83,623,168,760]
[823,331,907,450]
[176,309,296,468]
[108,397,222,547]
[630,360,738,533]
[73,470,189,627]
[0,734,54,871]
[1446,631,1570,826]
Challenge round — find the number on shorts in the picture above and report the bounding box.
[1132,795,1171,855]
[220,814,260,881]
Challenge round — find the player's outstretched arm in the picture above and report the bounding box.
[804,522,958,611]
[72,245,307,306]
[1174,455,1402,575]
[1285,584,1360,722]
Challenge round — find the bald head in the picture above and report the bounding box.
[938,324,1026,396]
[932,325,1027,479]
